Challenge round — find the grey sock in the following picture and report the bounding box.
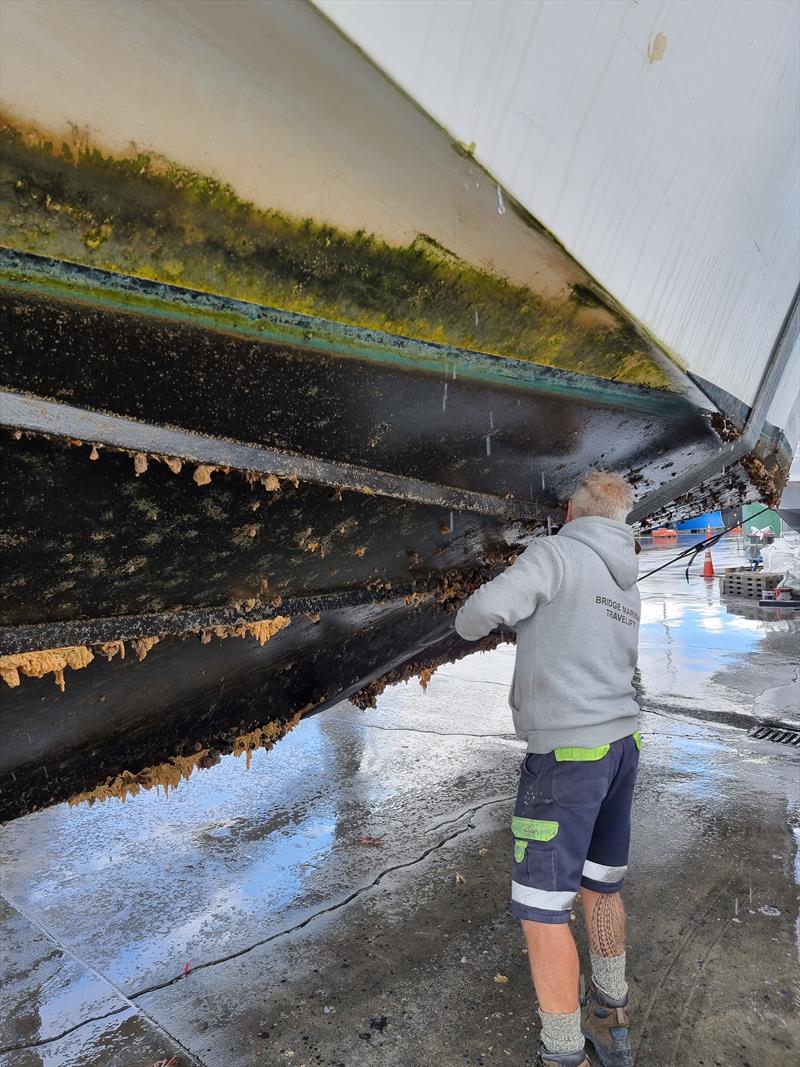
[590,950,628,1003]
[538,1007,584,1055]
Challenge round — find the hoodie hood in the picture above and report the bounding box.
[557,516,639,589]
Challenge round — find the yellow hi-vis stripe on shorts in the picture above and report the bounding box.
[553,744,610,761]
[554,733,642,761]
[511,817,559,841]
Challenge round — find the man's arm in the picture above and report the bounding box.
[454,540,564,641]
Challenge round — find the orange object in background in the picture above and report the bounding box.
[729,526,743,535]
[702,548,715,578]
[652,528,678,538]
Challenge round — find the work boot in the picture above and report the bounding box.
[534,1046,591,1067]
[581,979,633,1067]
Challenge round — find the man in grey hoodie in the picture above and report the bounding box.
[455,471,640,1067]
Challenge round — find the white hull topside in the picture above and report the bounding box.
[1,0,798,456]
[318,0,800,452]
[317,0,800,453]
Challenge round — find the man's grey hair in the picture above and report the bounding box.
[571,470,633,523]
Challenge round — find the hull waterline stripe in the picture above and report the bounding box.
[0,248,702,414]
[0,391,550,523]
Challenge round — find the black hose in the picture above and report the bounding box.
[637,506,773,583]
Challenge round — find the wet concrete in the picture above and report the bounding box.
[1,534,798,1065]
[637,533,800,727]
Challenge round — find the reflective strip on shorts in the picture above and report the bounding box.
[511,881,576,911]
[582,859,628,883]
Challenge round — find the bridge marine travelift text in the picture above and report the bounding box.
[596,598,639,628]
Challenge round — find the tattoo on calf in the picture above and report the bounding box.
[590,892,625,957]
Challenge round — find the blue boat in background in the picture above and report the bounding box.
[676,510,724,532]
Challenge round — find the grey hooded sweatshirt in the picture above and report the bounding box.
[455,517,640,753]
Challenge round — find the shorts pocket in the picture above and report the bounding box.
[512,817,559,864]
[551,758,610,807]
[519,752,556,807]
[519,843,558,890]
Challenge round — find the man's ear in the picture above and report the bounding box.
[565,498,573,523]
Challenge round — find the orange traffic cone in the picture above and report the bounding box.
[702,547,715,578]
[706,523,712,539]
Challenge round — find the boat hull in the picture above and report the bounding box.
[0,0,794,820]
[0,252,787,820]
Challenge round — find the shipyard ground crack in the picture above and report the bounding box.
[329,716,518,739]
[0,1006,128,1056]
[129,795,514,1002]
[0,891,208,1066]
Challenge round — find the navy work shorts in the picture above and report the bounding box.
[510,733,640,924]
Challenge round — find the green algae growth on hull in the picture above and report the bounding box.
[0,114,676,390]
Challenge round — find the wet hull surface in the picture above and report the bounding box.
[1,0,794,821]
[0,539,798,1065]
[2,253,759,822]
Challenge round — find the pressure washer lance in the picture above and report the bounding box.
[636,506,773,584]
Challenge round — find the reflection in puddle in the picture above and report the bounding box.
[637,534,800,719]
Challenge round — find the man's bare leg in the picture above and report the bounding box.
[521,919,580,1011]
[580,888,628,1001]
[578,888,633,1064]
[521,919,585,1060]
[581,887,626,956]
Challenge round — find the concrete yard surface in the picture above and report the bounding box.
[0,534,798,1066]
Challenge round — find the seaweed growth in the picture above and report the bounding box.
[0,114,673,388]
